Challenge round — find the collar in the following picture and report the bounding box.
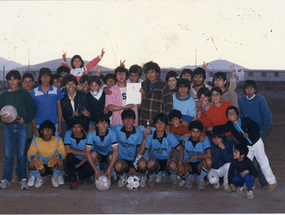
[121,125,136,139]
[39,85,52,92]
[175,93,190,101]
[188,136,200,148]
[153,130,167,143]
[68,91,77,100]
[246,94,256,100]
[202,101,213,111]
[96,127,109,138]
[71,132,86,140]
[90,88,103,100]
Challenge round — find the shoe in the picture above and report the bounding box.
[185,175,194,189]
[222,183,232,192]
[247,190,254,199]
[162,172,170,183]
[177,175,185,187]
[69,178,78,190]
[140,176,146,188]
[237,185,247,193]
[147,176,155,187]
[118,176,126,188]
[0,179,10,189]
[76,177,84,186]
[197,178,205,191]
[267,183,277,193]
[64,174,69,185]
[35,178,44,188]
[28,176,36,187]
[155,174,162,183]
[20,179,28,190]
[12,176,19,183]
[261,184,268,189]
[85,177,93,185]
[112,175,119,185]
[51,178,59,188]
[171,177,178,189]
[58,176,65,185]
[213,183,220,189]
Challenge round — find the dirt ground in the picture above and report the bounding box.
[0,89,285,214]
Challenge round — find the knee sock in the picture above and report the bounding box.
[181,172,190,181]
[116,172,126,178]
[169,171,177,180]
[138,172,145,178]
[30,170,42,179]
[149,172,155,178]
[52,167,63,179]
[197,166,209,180]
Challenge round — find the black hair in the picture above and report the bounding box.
[70,116,84,128]
[168,109,182,121]
[96,113,110,125]
[22,72,34,82]
[38,68,53,85]
[165,70,178,83]
[177,78,191,90]
[129,64,143,76]
[114,66,129,79]
[234,144,249,157]
[243,79,258,95]
[88,75,101,86]
[104,73,116,83]
[180,68,193,80]
[71,55,84,69]
[193,67,206,80]
[79,75,90,84]
[213,72,227,87]
[226,106,239,117]
[6,70,21,86]
[212,129,226,141]
[121,109,136,120]
[197,87,211,99]
[62,74,78,86]
[39,120,56,137]
[56,66,70,75]
[143,61,161,76]
[188,120,203,132]
[52,73,62,81]
[153,113,168,125]
[211,86,223,96]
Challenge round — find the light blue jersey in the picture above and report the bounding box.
[64,130,87,161]
[183,136,211,163]
[145,131,179,160]
[86,128,118,156]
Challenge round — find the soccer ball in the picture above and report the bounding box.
[95,176,111,191]
[0,105,17,123]
[125,176,141,191]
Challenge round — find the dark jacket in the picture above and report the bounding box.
[211,140,233,169]
[87,91,107,122]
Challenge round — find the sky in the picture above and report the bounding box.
[0,0,285,70]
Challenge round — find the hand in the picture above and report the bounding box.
[101,48,105,57]
[218,142,225,149]
[197,110,202,120]
[202,61,209,71]
[104,87,112,95]
[143,129,152,139]
[75,164,80,169]
[81,107,90,117]
[185,156,195,163]
[105,168,112,181]
[1,114,14,123]
[103,105,108,114]
[119,60,126,67]
[33,127,39,137]
[57,125,62,135]
[199,135,206,143]
[167,157,177,166]
[208,125,214,132]
[181,120,189,127]
[62,51,67,62]
[88,125,96,133]
[83,67,88,75]
[183,133,191,139]
[16,116,25,124]
[72,109,79,117]
[240,170,249,178]
[129,168,137,177]
[33,157,44,170]
[230,183,236,192]
[125,104,135,109]
[94,168,102,181]
[230,65,236,79]
[165,125,170,133]
[96,65,101,77]
[196,100,202,109]
[243,133,249,139]
[47,155,59,167]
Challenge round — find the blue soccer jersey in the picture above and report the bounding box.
[111,124,148,161]
[145,131,180,160]
[64,130,87,161]
[86,128,118,156]
[183,136,211,163]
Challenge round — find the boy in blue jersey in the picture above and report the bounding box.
[135,113,184,189]
[179,121,212,191]
[64,117,91,190]
[85,114,119,183]
[111,109,148,187]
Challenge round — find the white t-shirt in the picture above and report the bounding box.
[120,87,127,106]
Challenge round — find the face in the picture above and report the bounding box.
[22,77,34,92]
[106,78,115,88]
[146,69,159,84]
[199,94,211,106]
[73,58,82,68]
[178,86,189,97]
[190,128,201,141]
[211,91,222,104]
[52,79,61,89]
[129,73,140,83]
[97,121,109,135]
[71,124,83,138]
[245,86,256,98]
[8,76,20,91]
[40,74,51,86]
[171,117,182,128]
[41,128,53,140]
[154,119,166,132]
[80,81,89,94]
[227,109,238,122]
[213,136,223,145]
[182,73,192,82]
[214,77,226,89]
[90,82,100,93]
[123,118,135,131]
[167,77,177,90]
[233,149,243,160]
[65,81,76,94]
[116,72,127,84]
[193,74,204,86]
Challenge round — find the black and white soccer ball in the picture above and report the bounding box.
[95,176,111,191]
[125,176,141,191]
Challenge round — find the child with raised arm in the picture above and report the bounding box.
[61,49,105,81]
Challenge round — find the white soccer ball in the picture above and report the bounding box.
[95,176,111,191]
[0,105,17,123]
[125,176,141,191]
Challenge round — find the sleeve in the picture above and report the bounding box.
[56,87,64,100]
[227,161,235,184]
[23,91,38,124]
[63,131,71,145]
[259,96,272,132]
[168,133,180,148]
[229,79,237,91]
[56,138,67,159]
[136,130,144,146]
[105,87,115,107]
[162,85,173,116]
[110,130,118,147]
[222,142,234,163]
[27,139,39,162]
[188,97,197,117]
[61,61,71,71]
[86,132,93,147]
[85,56,102,72]
[144,135,152,150]
[202,136,211,150]
[238,97,244,118]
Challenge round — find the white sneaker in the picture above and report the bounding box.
[162,172,170,183]
[140,176,146,188]
[213,183,220,189]
[155,174,162,183]
[222,183,232,192]
[35,178,44,189]
[58,176,64,185]
[0,179,10,189]
[51,178,59,188]
[20,179,29,190]
[247,190,254,199]
[178,176,186,187]
[12,176,19,183]
[197,178,206,191]
[118,176,126,188]
[28,176,36,187]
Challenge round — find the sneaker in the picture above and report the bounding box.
[222,183,232,192]
[171,177,178,189]
[76,177,84,186]
[197,178,206,191]
[0,179,10,189]
[185,175,195,189]
[237,185,247,193]
[118,176,126,188]
[20,179,28,190]
[162,172,170,183]
[51,178,59,188]
[35,178,44,188]
[140,176,147,188]
[28,176,36,187]
[69,178,78,190]
[261,184,268,189]
[247,190,254,199]
[178,176,186,187]
[12,176,19,183]
[147,176,155,187]
[213,183,220,189]
[155,174,162,183]
[267,183,277,193]
[58,176,65,185]
[85,177,93,185]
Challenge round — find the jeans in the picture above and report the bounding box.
[3,124,28,182]
[233,173,254,189]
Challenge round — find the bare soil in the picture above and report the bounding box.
[0,89,284,214]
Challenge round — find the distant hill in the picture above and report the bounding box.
[0,57,22,71]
